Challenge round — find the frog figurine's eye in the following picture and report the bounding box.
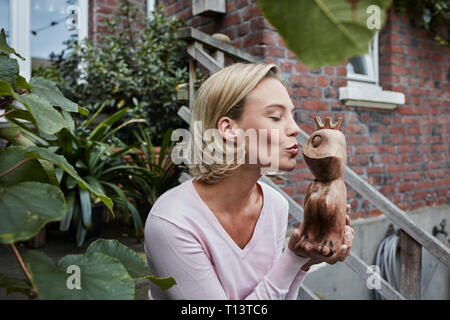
[312,135,322,148]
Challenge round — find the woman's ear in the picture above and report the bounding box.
[218,117,239,142]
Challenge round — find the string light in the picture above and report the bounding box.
[31,15,73,36]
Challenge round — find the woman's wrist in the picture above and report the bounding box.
[286,246,310,268]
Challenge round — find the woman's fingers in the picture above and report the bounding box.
[328,244,347,264]
[344,226,353,257]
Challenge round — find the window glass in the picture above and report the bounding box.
[0,0,9,39]
[347,56,369,75]
[31,0,78,61]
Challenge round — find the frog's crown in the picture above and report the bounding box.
[314,115,343,130]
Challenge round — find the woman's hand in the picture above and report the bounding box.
[288,204,355,271]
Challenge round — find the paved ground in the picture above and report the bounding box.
[0,221,149,300]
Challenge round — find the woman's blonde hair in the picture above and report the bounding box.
[188,63,285,184]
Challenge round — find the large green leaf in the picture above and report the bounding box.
[0,146,49,187]
[25,146,113,212]
[0,181,66,244]
[0,28,25,60]
[86,239,176,290]
[24,251,135,300]
[86,239,149,279]
[0,55,19,84]
[13,75,32,91]
[29,77,78,113]
[0,80,15,96]
[257,0,391,68]
[14,93,73,135]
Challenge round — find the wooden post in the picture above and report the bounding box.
[399,229,422,299]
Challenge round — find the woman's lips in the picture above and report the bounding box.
[287,146,299,156]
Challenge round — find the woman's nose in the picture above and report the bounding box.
[287,116,301,137]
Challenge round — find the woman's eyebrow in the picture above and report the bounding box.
[265,104,295,114]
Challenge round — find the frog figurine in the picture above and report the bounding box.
[297,115,347,256]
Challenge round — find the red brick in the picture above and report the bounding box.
[280,61,292,72]
[398,183,415,192]
[243,5,262,21]
[317,76,329,87]
[367,166,385,174]
[356,145,376,154]
[302,100,328,111]
[295,87,308,98]
[263,32,278,45]
[263,47,285,58]
[309,88,322,98]
[290,75,315,87]
[295,63,308,73]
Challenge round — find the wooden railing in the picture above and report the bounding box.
[175,27,450,300]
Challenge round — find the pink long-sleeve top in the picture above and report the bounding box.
[144,178,309,300]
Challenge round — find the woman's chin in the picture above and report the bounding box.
[279,158,298,172]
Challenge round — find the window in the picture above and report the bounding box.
[347,33,378,86]
[31,0,79,62]
[2,0,88,80]
[339,32,405,110]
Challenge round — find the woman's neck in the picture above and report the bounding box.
[193,164,262,216]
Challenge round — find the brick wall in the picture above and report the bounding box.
[95,0,449,219]
[89,0,147,46]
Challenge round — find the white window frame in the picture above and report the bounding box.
[346,33,379,86]
[339,32,405,110]
[147,0,156,16]
[8,0,89,81]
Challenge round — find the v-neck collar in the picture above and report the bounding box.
[189,178,267,258]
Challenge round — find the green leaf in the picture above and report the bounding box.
[0,182,66,244]
[24,251,135,300]
[0,28,25,60]
[0,56,19,84]
[0,80,15,96]
[14,75,32,91]
[88,107,129,141]
[0,146,48,186]
[86,239,176,290]
[78,106,89,116]
[127,201,144,240]
[146,274,177,291]
[76,217,87,247]
[0,273,32,298]
[15,93,73,135]
[24,146,113,212]
[79,188,93,229]
[60,192,75,232]
[86,239,148,279]
[257,0,391,68]
[29,77,78,112]
[1,118,50,146]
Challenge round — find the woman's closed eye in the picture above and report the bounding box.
[270,116,282,121]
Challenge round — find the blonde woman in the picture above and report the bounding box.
[144,63,354,300]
